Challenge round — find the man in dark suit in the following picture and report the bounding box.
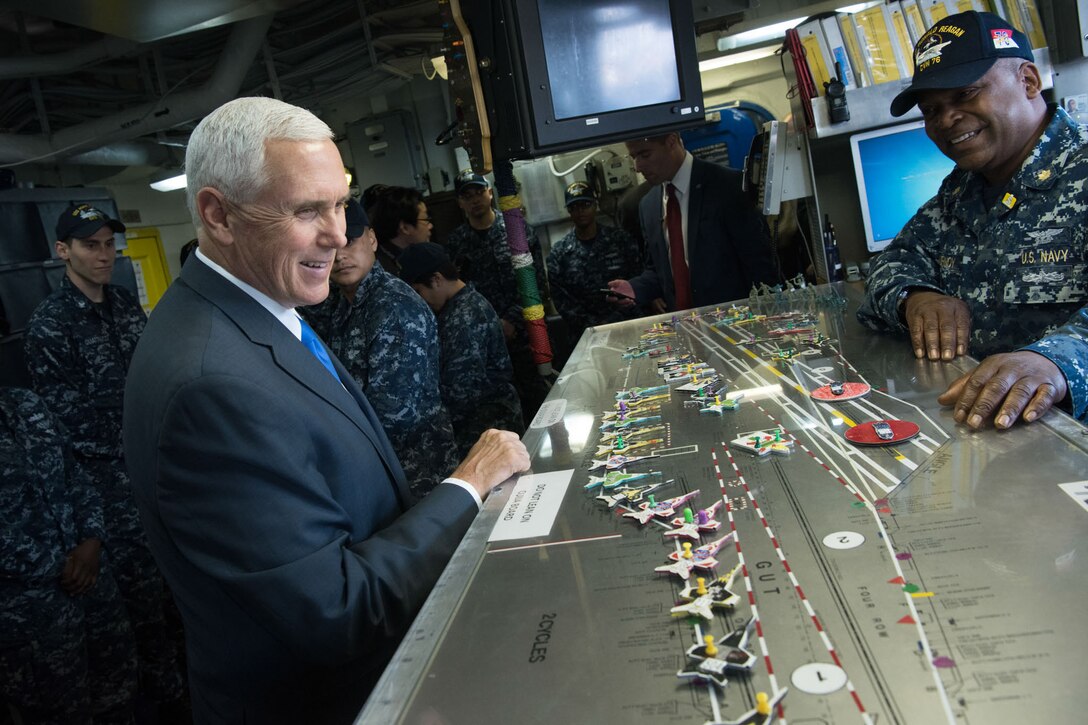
[607,132,778,312]
[123,97,528,725]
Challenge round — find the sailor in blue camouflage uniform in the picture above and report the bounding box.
[1,386,138,724]
[547,182,643,345]
[859,11,1088,430]
[23,204,186,712]
[446,171,551,423]
[399,242,524,457]
[302,199,458,498]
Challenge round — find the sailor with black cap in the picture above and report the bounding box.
[546,181,642,346]
[300,198,459,498]
[26,203,189,713]
[859,11,1088,431]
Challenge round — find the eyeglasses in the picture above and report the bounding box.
[416,216,433,226]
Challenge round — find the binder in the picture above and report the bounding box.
[918,0,955,26]
[837,12,873,87]
[854,4,908,84]
[820,16,858,89]
[796,19,834,95]
[900,0,930,42]
[887,2,919,77]
[1005,0,1046,48]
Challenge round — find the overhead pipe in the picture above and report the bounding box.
[0,35,139,80]
[0,13,273,166]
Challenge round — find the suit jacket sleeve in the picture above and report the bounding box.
[628,191,666,304]
[155,372,477,666]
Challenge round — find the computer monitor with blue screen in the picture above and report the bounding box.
[850,121,956,253]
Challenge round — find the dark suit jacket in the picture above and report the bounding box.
[629,157,778,310]
[123,257,477,724]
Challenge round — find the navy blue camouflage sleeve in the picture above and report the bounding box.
[1021,304,1088,419]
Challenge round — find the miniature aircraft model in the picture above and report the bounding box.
[678,567,740,608]
[599,424,665,445]
[685,618,758,673]
[730,428,794,457]
[670,568,740,620]
[595,479,672,509]
[616,384,669,401]
[623,490,700,525]
[666,533,735,570]
[674,373,723,393]
[612,437,663,454]
[686,382,730,406]
[599,414,662,432]
[704,689,788,725]
[654,556,697,580]
[770,347,798,362]
[587,453,660,471]
[583,469,662,491]
[664,363,710,382]
[596,435,664,457]
[665,500,724,540]
[676,641,731,688]
[701,395,742,415]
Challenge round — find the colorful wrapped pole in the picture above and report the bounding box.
[492,159,553,375]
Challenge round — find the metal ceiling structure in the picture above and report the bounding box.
[0,0,769,185]
[0,0,444,179]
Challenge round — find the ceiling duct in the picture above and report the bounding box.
[0,13,274,166]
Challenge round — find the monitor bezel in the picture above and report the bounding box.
[849,120,955,253]
[508,0,705,154]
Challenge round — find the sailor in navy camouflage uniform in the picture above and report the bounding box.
[24,204,185,710]
[303,199,458,498]
[547,182,643,345]
[859,12,1088,429]
[1,386,138,724]
[399,242,524,457]
[446,172,551,423]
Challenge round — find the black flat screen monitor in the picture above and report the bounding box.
[473,0,705,157]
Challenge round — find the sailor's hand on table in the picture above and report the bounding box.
[937,351,1068,430]
[903,290,971,361]
[452,429,531,500]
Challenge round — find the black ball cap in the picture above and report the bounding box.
[398,242,451,284]
[345,198,369,239]
[56,203,125,241]
[455,170,489,195]
[564,181,596,207]
[890,11,1033,118]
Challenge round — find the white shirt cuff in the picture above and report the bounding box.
[443,477,482,510]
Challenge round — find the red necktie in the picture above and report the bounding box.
[666,183,692,310]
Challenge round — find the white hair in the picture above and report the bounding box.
[185,97,334,230]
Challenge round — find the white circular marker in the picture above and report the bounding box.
[822,531,865,550]
[813,366,834,374]
[791,662,848,694]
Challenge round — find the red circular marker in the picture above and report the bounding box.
[844,419,920,446]
[811,382,871,402]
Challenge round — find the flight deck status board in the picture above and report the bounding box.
[361,284,1088,725]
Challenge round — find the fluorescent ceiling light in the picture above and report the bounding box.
[699,45,779,72]
[150,171,186,192]
[836,2,882,14]
[717,17,806,52]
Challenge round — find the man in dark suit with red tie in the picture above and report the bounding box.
[123,97,528,724]
[608,132,778,312]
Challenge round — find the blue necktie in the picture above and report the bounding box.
[299,318,342,383]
